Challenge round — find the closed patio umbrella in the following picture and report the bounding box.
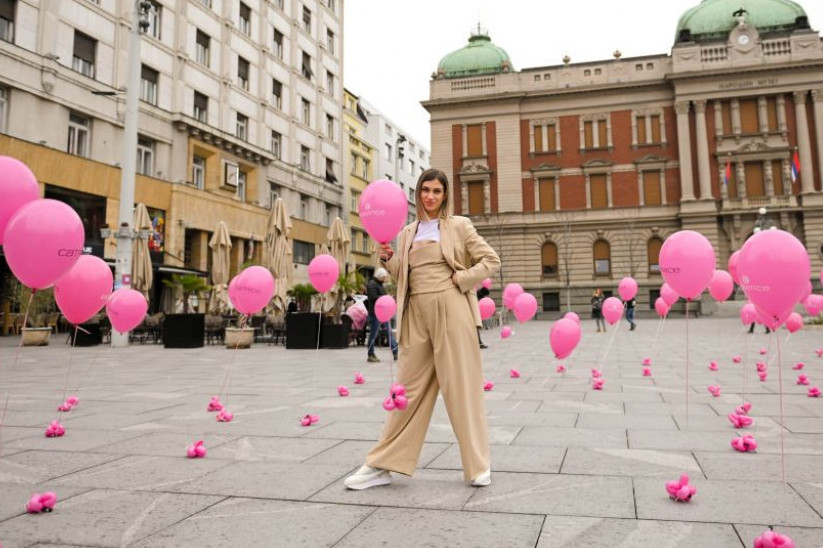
[265,198,292,313]
[208,221,232,314]
[131,203,154,299]
[326,217,349,276]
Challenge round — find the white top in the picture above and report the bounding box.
[413,219,440,242]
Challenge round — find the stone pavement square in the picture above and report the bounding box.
[0,317,822,547]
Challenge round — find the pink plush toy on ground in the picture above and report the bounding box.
[216,410,233,422]
[592,378,604,390]
[728,413,754,428]
[383,383,408,411]
[354,373,365,385]
[709,361,718,371]
[301,414,320,426]
[206,397,223,412]
[816,348,823,357]
[26,492,57,513]
[338,385,350,397]
[45,420,65,437]
[57,396,79,412]
[731,435,757,452]
[809,386,821,398]
[735,402,752,415]
[732,355,742,363]
[483,380,494,391]
[509,369,520,378]
[665,474,696,502]
[708,385,721,397]
[759,348,767,355]
[793,362,805,371]
[756,362,767,372]
[797,374,810,386]
[754,528,795,548]
[591,368,602,378]
[758,371,768,382]
[642,358,652,366]
[642,367,652,377]
[556,364,566,374]
[186,440,206,458]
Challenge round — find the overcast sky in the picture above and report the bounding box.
[344,0,823,148]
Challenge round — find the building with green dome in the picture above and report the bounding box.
[424,0,823,315]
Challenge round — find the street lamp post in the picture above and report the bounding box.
[111,1,152,348]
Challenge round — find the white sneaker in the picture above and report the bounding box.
[470,468,491,487]
[344,465,392,490]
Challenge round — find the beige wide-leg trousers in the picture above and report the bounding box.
[365,287,490,482]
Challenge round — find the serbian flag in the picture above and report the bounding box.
[791,149,800,183]
[724,160,731,187]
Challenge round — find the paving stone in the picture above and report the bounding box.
[302,439,449,468]
[132,498,374,548]
[536,400,624,415]
[561,447,701,477]
[0,482,90,522]
[576,414,678,430]
[695,452,823,482]
[334,507,543,548]
[514,426,628,448]
[486,411,577,427]
[789,481,823,517]
[734,523,823,548]
[427,443,566,474]
[10,429,145,453]
[535,516,743,547]
[205,435,341,462]
[90,432,238,458]
[464,472,635,518]
[0,489,222,547]
[0,451,124,484]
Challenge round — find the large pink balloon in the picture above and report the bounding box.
[708,270,734,302]
[803,294,823,316]
[478,297,496,320]
[602,297,623,325]
[481,278,492,290]
[513,293,538,323]
[4,199,85,290]
[658,230,716,300]
[307,254,339,293]
[737,230,810,329]
[106,289,148,333]
[660,283,679,306]
[618,277,638,301]
[728,250,741,285]
[54,255,113,324]
[800,281,813,303]
[359,179,408,244]
[740,302,757,325]
[754,304,790,330]
[229,266,275,315]
[0,156,40,245]
[374,295,396,323]
[654,297,670,318]
[550,318,581,359]
[502,283,524,309]
[564,311,580,324]
[785,312,803,333]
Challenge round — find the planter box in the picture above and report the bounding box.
[286,313,321,349]
[21,327,51,346]
[225,327,254,349]
[163,313,205,348]
[72,323,101,347]
[322,323,350,349]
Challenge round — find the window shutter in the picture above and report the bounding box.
[642,171,662,206]
[590,174,607,208]
[468,181,484,214]
[744,162,765,198]
[467,124,483,156]
[538,178,555,212]
[739,99,758,133]
[636,116,646,144]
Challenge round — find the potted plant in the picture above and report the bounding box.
[321,270,366,348]
[284,283,319,349]
[224,316,255,349]
[16,283,57,347]
[161,274,211,348]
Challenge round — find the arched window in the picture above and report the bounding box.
[648,237,663,274]
[593,240,610,275]
[541,242,558,277]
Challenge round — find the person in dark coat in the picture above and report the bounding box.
[476,286,490,348]
[366,268,397,362]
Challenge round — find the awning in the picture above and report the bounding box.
[156,265,208,277]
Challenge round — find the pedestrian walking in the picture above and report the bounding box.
[591,288,606,332]
[366,268,397,362]
[625,297,636,331]
[344,168,501,490]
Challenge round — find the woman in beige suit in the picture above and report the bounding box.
[344,168,501,490]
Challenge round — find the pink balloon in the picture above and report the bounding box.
[728,250,741,285]
[785,312,803,333]
[800,281,813,303]
[755,304,790,330]
[0,156,40,245]
[358,179,408,244]
[106,289,148,333]
[660,283,679,306]
[307,254,339,293]
[513,292,537,323]
[478,297,496,320]
[737,230,810,328]
[654,297,670,318]
[500,325,512,339]
[4,199,85,290]
[803,294,823,316]
[602,297,623,325]
[502,283,524,309]
[54,255,113,324]
[708,270,734,302]
[740,302,757,325]
[550,318,581,359]
[374,295,396,323]
[658,230,716,300]
[564,311,580,324]
[618,277,638,301]
[481,278,492,290]
[229,266,275,315]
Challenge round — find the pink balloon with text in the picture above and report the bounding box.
[658,230,716,300]
[307,254,339,293]
[54,255,113,324]
[358,179,408,244]
[229,265,275,315]
[106,289,148,333]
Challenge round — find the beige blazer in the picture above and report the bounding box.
[382,215,501,344]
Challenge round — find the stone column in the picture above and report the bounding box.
[794,91,815,193]
[675,101,696,201]
[694,100,713,200]
[812,89,823,189]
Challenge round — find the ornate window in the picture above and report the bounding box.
[541,242,558,277]
[593,239,611,276]
[648,237,663,274]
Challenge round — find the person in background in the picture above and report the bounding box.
[366,268,397,362]
[287,298,297,314]
[591,288,606,332]
[625,297,637,331]
[475,285,490,349]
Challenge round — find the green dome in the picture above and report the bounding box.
[435,32,512,79]
[676,0,809,42]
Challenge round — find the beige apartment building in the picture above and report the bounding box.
[424,0,823,315]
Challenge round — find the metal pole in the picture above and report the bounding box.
[111,2,145,348]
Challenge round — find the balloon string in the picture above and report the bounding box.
[685,300,690,429]
[217,315,244,406]
[386,321,394,386]
[597,316,620,370]
[650,315,666,361]
[776,330,787,490]
[55,326,80,423]
[12,291,35,366]
[313,294,323,396]
[742,326,749,403]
